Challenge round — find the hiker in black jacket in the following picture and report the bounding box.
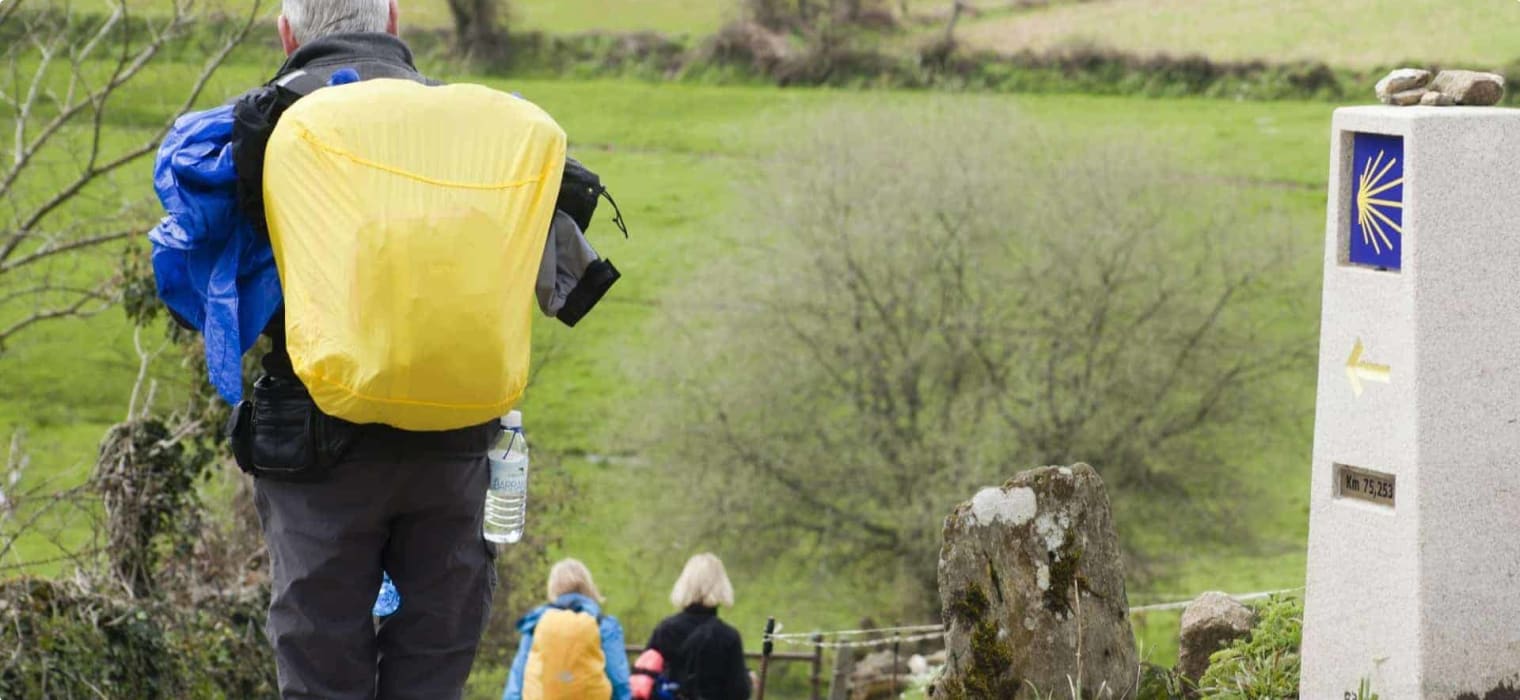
[646,554,753,700]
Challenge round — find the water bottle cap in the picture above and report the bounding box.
[502,410,523,430]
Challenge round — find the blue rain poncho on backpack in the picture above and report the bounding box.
[148,105,282,404]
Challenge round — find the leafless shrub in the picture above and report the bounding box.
[641,101,1313,614]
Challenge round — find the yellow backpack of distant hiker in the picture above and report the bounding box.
[263,79,567,431]
[525,607,612,700]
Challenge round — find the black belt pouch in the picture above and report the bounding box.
[227,375,358,483]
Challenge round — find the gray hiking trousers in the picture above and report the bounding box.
[254,429,497,700]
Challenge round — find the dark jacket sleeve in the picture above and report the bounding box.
[646,617,673,655]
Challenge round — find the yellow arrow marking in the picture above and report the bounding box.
[1347,338,1392,397]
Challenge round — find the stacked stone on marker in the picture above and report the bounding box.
[1375,68,1506,106]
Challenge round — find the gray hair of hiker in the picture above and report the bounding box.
[282,0,391,45]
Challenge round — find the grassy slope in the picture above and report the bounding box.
[2,48,1332,700]
[468,82,1333,681]
[957,0,1520,69]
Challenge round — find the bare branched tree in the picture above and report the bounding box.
[643,103,1315,615]
[0,0,265,352]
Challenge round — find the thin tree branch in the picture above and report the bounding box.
[0,0,27,30]
[0,228,135,274]
[711,408,903,549]
[0,485,92,566]
[0,283,112,307]
[0,289,113,347]
[1,0,262,272]
[1,5,180,218]
[12,27,63,174]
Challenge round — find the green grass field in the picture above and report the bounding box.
[2,72,1326,679]
[1,1,1358,693]
[467,83,1330,689]
[957,0,1520,69]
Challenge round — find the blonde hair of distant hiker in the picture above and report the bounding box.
[547,558,604,603]
[670,553,735,609]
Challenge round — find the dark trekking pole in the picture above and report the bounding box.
[757,617,775,700]
[892,638,901,697]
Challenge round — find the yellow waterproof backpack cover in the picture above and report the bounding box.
[264,79,567,431]
[525,608,612,700]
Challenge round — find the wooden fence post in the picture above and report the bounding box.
[827,641,854,700]
[756,617,776,700]
[809,633,824,700]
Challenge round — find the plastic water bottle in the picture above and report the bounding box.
[484,410,528,544]
[373,571,401,618]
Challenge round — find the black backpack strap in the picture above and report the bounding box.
[599,187,630,239]
[272,69,329,97]
[231,68,354,238]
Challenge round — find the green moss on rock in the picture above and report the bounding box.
[1043,543,1086,616]
[937,584,1023,699]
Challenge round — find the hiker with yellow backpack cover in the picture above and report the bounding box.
[504,559,632,700]
[146,1,623,698]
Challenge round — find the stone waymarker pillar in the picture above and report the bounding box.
[1301,107,1520,699]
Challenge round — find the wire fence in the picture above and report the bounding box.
[1127,587,1302,614]
[762,586,1302,647]
[741,587,1304,699]
[768,623,944,642]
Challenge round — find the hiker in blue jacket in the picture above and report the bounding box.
[504,559,631,700]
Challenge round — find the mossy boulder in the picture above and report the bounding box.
[935,464,1138,699]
